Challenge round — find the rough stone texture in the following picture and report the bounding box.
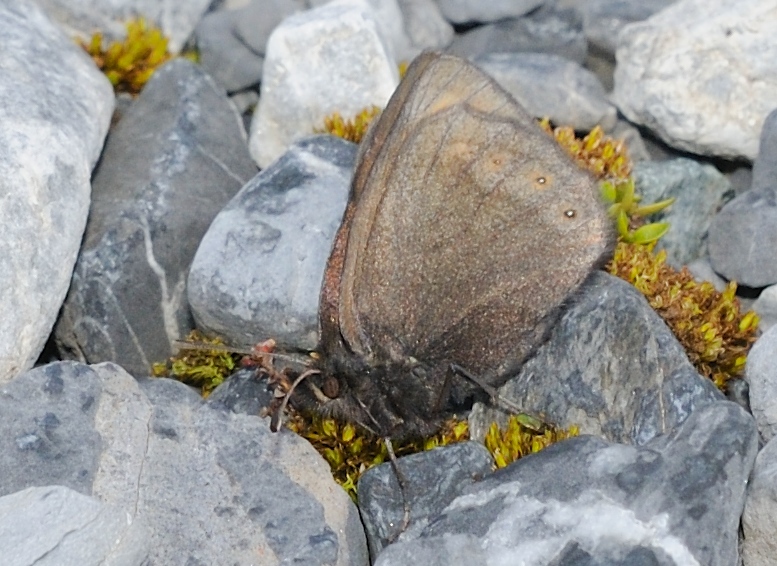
[708,108,777,287]
[36,0,210,52]
[0,361,368,565]
[745,324,777,442]
[475,52,616,131]
[752,284,777,332]
[742,435,777,566]
[434,0,546,24]
[470,272,724,446]
[633,158,734,267]
[188,136,356,351]
[55,59,258,377]
[0,1,114,384]
[574,0,677,56]
[0,485,149,566]
[249,1,398,168]
[375,402,757,566]
[612,0,777,160]
[358,442,493,558]
[447,5,586,64]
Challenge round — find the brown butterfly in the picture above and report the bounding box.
[288,52,614,440]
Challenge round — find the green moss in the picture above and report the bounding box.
[79,17,172,95]
[315,105,382,144]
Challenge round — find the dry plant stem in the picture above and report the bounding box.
[271,369,321,432]
[384,437,411,540]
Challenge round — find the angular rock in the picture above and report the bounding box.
[36,0,210,52]
[633,158,734,267]
[447,5,586,64]
[0,485,150,566]
[474,52,616,131]
[0,1,114,384]
[612,0,777,160]
[249,1,399,168]
[575,0,677,56]
[470,272,724,445]
[375,402,757,566]
[435,0,546,24]
[188,135,357,351]
[0,361,368,565]
[55,59,257,377]
[745,324,777,442]
[358,442,493,557]
[708,108,777,287]
[742,435,777,566]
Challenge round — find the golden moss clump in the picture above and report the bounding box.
[540,120,631,180]
[316,105,382,144]
[485,415,579,469]
[608,242,759,388]
[152,330,240,397]
[79,18,171,95]
[288,414,469,500]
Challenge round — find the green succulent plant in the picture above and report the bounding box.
[601,177,675,244]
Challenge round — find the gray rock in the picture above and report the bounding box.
[397,0,454,59]
[708,109,777,287]
[36,0,210,52]
[612,0,777,160]
[55,59,257,377]
[195,8,266,92]
[742,434,777,566]
[686,257,728,292]
[234,0,307,54]
[475,52,616,131]
[0,1,114,384]
[575,0,677,56]
[633,158,734,267]
[188,135,357,350]
[745,324,777,443]
[375,402,757,566]
[0,361,368,565]
[470,272,724,446]
[249,1,399,168]
[753,285,777,332]
[0,485,149,566]
[447,6,586,64]
[205,366,276,415]
[607,119,650,162]
[358,442,494,557]
[435,0,546,24]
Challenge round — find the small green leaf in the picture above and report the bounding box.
[630,222,670,244]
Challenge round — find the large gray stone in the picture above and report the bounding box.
[55,59,257,377]
[188,135,356,351]
[612,0,777,160]
[708,108,777,287]
[0,361,368,565]
[475,52,616,131]
[249,1,399,168]
[743,435,777,566]
[0,1,114,384]
[0,485,149,566]
[376,402,757,566]
[36,0,210,52]
[745,324,777,442]
[471,272,724,446]
[435,0,546,24]
[633,158,734,267]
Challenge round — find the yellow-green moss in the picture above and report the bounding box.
[485,415,579,469]
[315,105,382,144]
[79,17,172,95]
[608,242,759,388]
[152,330,241,397]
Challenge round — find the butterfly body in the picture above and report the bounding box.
[307,52,614,439]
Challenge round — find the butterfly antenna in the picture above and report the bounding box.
[383,437,411,541]
[450,364,545,432]
[270,369,321,432]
